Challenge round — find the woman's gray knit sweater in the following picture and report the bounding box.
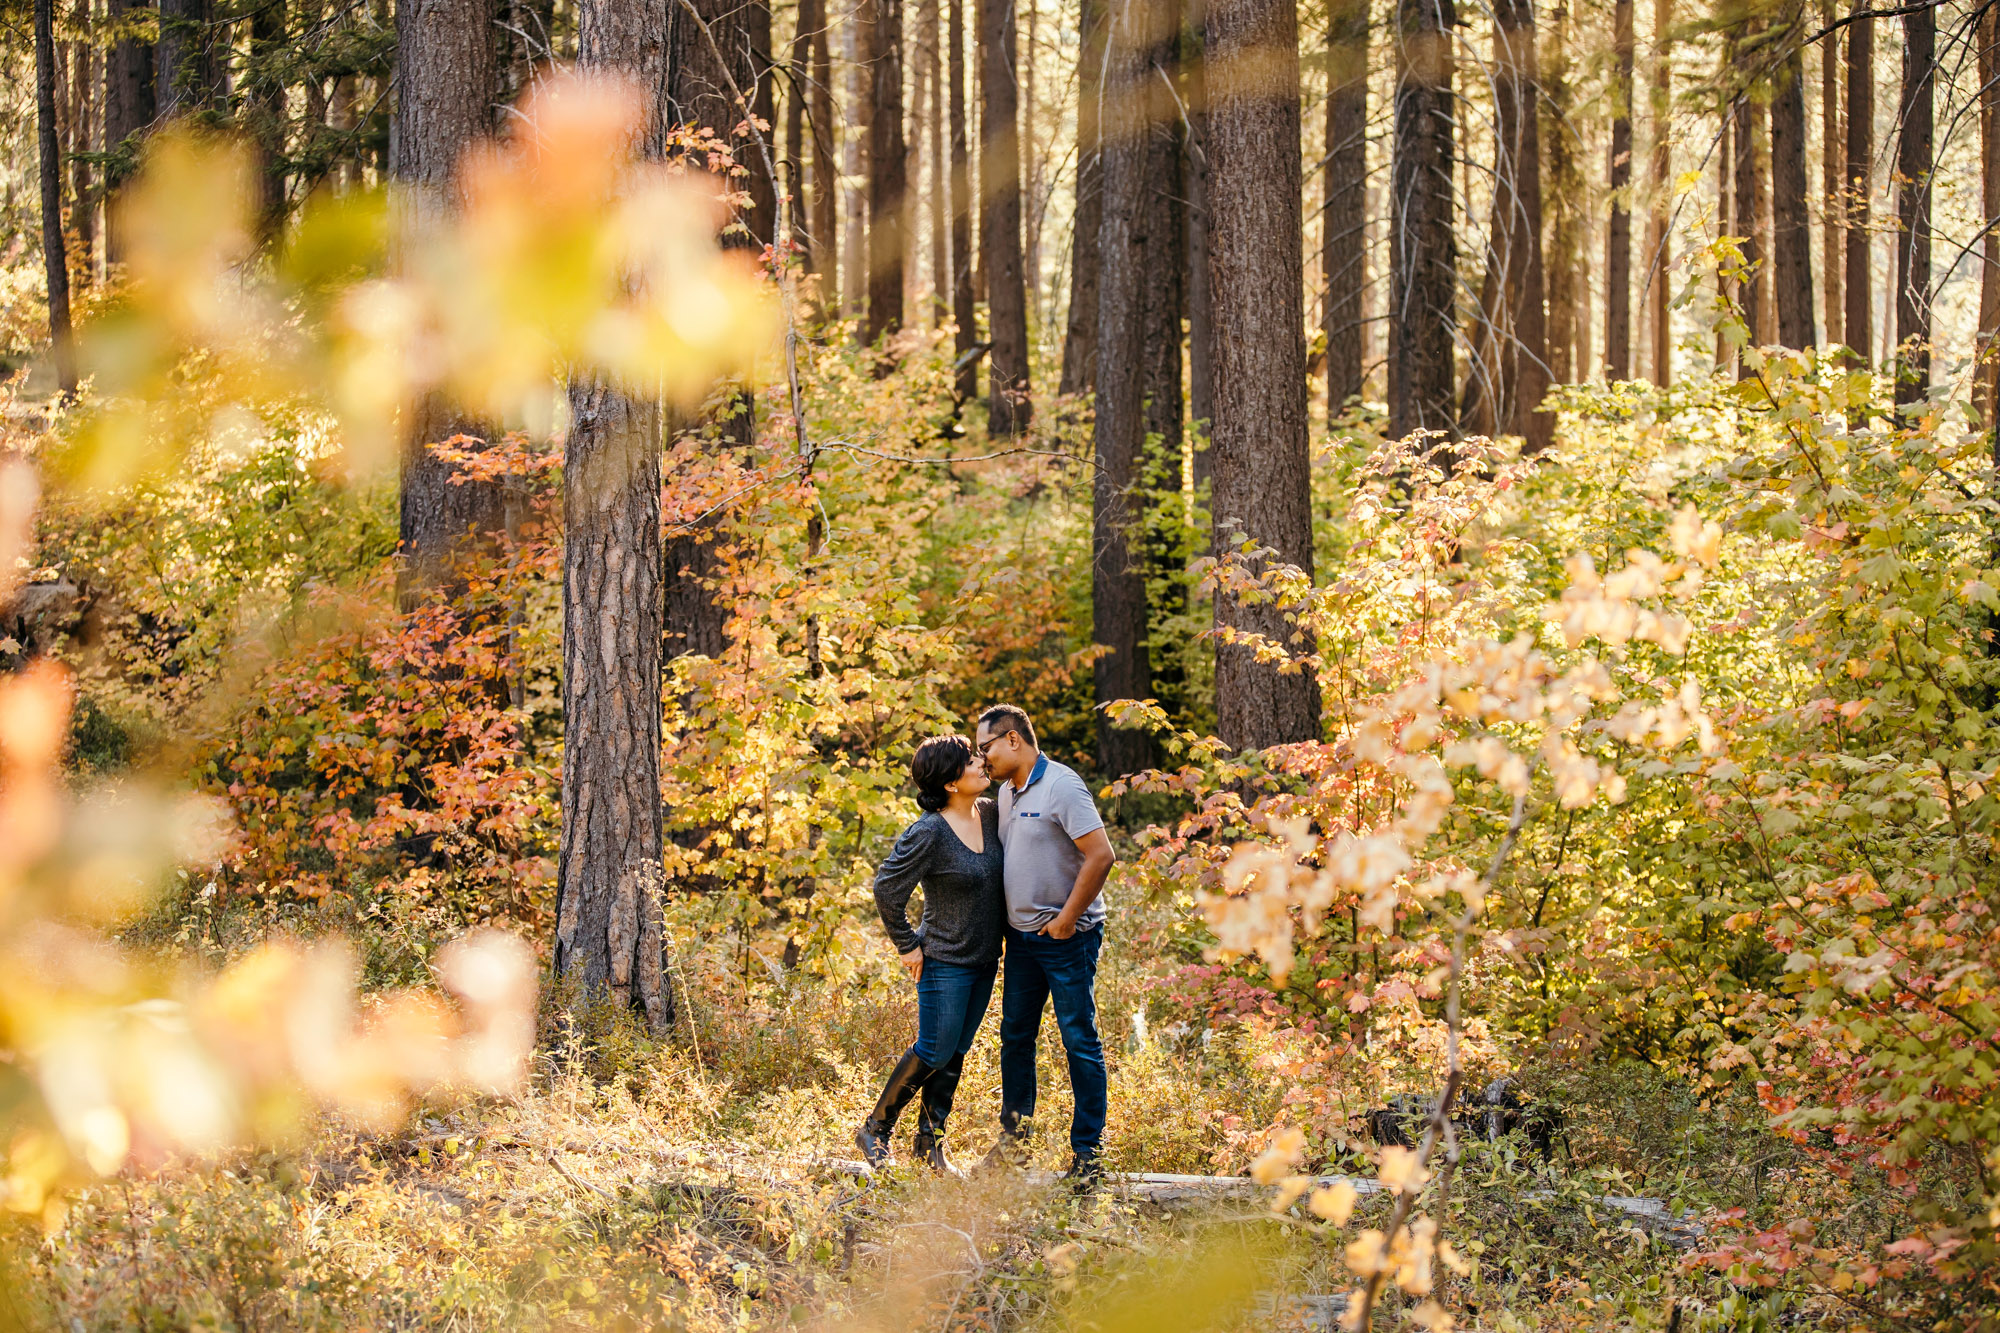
[871,799,1005,967]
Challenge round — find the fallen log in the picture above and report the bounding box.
[1109,1172,1703,1249]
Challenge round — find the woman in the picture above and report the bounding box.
[857,734,1006,1171]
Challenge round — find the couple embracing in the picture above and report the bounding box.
[858,704,1117,1187]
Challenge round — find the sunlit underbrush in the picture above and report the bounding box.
[4,910,1736,1333]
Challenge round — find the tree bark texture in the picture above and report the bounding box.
[69,0,96,275]
[393,0,507,604]
[37,0,77,395]
[247,0,287,236]
[1819,0,1841,350]
[1058,0,1106,397]
[1844,13,1871,365]
[979,0,1033,433]
[558,0,675,1037]
[1464,0,1549,451]
[861,0,907,346]
[923,0,948,320]
[102,0,154,265]
[787,0,809,257]
[671,0,779,250]
[1545,0,1576,385]
[1023,0,1040,294]
[103,0,154,150]
[1390,0,1455,441]
[1206,0,1320,751]
[841,14,869,313]
[1893,3,1932,408]
[1323,0,1365,417]
[1730,44,1765,362]
[808,0,838,288]
[1715,99,1732,369]
[665,0,782,658]
[1978,0,2000,438]
[949,0,978,398]
[155,0,220,118]
[1770,33,1813,349]
[1604,0,1632,379]
[1093,0,1159,775]
[1185,0,1214,490]
[1646,0,1670,383]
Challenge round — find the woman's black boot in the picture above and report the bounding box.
[911,1055,965,1174]
[855,1048,933,1167]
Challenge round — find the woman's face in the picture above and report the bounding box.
[950,752,990,800]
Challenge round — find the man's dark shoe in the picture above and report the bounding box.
[911,1055,965,1175]
[855,1048,933,1168]
[1060,1153,1105,1194]
[975,1118,1033,1174]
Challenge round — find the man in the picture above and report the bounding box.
[973,704,1117,1186]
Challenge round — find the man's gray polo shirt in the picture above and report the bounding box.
[996,753,1107,933]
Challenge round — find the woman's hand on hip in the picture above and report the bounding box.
[901,947,923,982]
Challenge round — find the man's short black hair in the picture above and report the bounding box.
[977,704,1036,751]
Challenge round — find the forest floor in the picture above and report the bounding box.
[1,893,1854,1333]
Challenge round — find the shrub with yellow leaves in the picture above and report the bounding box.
[0,625,538,1221]
[1107,439,1730,1330]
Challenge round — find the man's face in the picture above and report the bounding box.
[975,722,1026,782]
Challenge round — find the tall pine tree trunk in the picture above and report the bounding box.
[949,0,978,398]
[672,0,778,250]
[1023,0,1040,296]
[1390,0,1455,440]
[1731,36,1765,362]
[1844,10,1871,365]
[156,0,220,118]
[1185,0,1214,489]
[923,0,948,319]
[1978,0,2000,439]
[787,0,810,260]
[808,0,838,288]
[36,0,76,395]
[1646,0,1670,383]
[1894,4,1932,409]
[1323,0,1365,417]
[1493,0,1550,449]
[1058,0,1106,396]
[69,0,95,277]
[1604,0,1632,379]
[1716,95,1732,369]
[841,14,869,313]
[393,0,506,603]
[1820,0,1841,349]
[980,0,1032,432]
[558,0,676,1036]
[248,0,287,238]
[1138,89,1185,721]
[1093,0,1166,775]
[1771,26,1813,348]
[664,0,779,658]
[1545,0,1576,385]
[863,0,907,347]
[102,0,154,265]
[1208,0,1318,750]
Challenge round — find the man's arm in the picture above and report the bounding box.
[1043,828,1115,939]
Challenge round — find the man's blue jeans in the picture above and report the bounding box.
[912,957,998,1067]
[999,923,1107,1159]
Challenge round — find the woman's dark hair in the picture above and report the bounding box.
[911,734,975,812]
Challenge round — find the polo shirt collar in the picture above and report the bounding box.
[1012,751,1049,795]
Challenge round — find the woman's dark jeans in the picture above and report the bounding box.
[912,956,999,1068]
[998,923,1107,1159]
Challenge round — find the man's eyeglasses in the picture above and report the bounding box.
[976,733,1012,758]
